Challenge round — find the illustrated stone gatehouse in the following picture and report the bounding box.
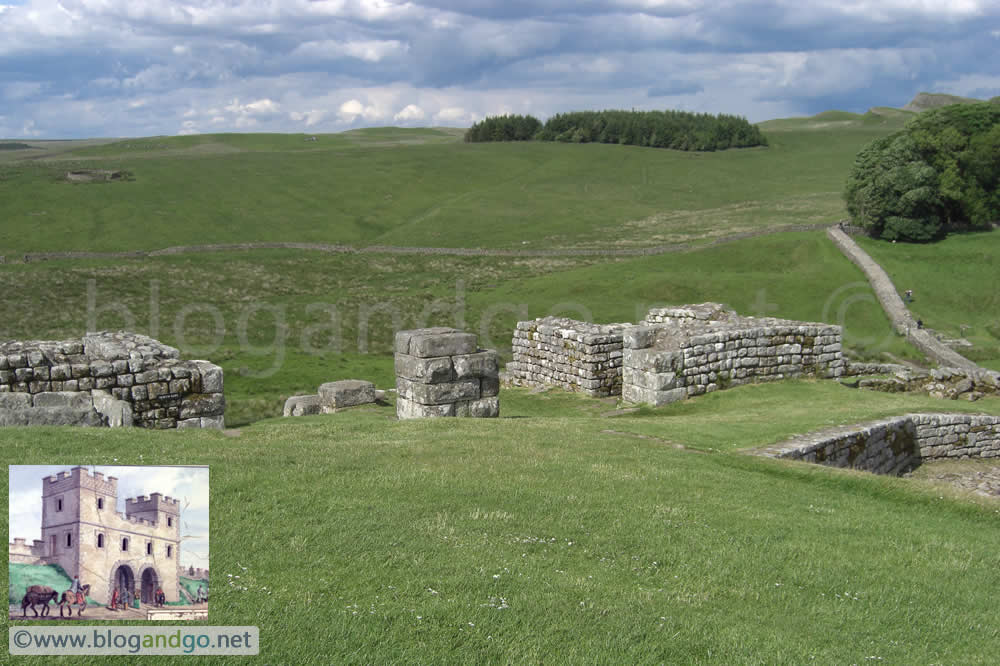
[8,467,181,605]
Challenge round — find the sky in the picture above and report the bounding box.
[9,465,210,571]
[0,0,998,139]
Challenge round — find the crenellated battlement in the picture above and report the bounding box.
[43,466,117,497]
[126,492,180,516]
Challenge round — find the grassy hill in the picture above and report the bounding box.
[2,124,885,254]
[4,115,1000,662]
[902,92,984,112]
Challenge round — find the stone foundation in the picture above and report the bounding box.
[394,327,499,419]
[507,318,627,396]
[623,304,845,406]
[758,413,1000,475]
[0,331,224,429]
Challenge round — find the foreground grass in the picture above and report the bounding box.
[4,385,1000,663]
[0,232,922,424]
[0,125,893,254]
[856,232,1000,370]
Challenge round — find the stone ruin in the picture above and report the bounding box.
[0,331,224,429]
[507,318,627,397]
[509,304,846,405]
[394,327,499,419]
[283,380,384,417]
[624,304,845,406]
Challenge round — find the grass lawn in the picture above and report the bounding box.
[4,380,1000,663]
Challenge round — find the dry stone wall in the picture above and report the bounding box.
[0,331,224,429]
[507,318,627,397]
[395,327,499,419]
[758,413,1000,475]
[623,304,845,406]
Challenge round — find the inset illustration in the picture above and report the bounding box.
[8,465,209,621]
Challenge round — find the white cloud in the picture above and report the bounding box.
[290,109,328,126]
[393,103,426,121]
[292,39,408,62]
[338,98,385,122]
[225,98,281,115]
[434,106,477,124]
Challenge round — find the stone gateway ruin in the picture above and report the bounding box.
[394,327,500,419]
[0,331,224,429]
[509,304,845,405]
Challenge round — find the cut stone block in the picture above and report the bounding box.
[396,395,456,419]
[283,394,323,417]
[394,354,455,383]
[396,328,478,358]
[318,380,376,408]
[396,376,480,405]
[32,391,94,409]
[92,390,134,427]
[454,397,500,418]
[453,351,499,380]
[0,393,33,409]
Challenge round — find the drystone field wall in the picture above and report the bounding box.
[758,413,1000,475]
[826,226,978,371]
[395,327,500,419]
[507,318,626,397]
[0,331,224,429]
[622,305,845,406]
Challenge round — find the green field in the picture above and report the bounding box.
[1,121,902,254]
[4,383,1000,663]
[4,114,1000,663]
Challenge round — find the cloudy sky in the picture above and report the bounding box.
[10,465,210,570]
[1,0,998,138]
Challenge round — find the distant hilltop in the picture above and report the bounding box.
[899,92,987,113]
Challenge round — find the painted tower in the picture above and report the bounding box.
[39,467,181,605]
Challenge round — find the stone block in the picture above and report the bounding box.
[480,375,500,397]
[397,328,478,358]
[49,364,71,380]
[453,351,499,380]
[454,397,500,418]
[32,391,94,409]
[318,380,376,408]
[396,395,456,419]
[92,390,134,427]
[394,354,455,383]
[180,392,225,419]
[192,361,224,393]
[396,376,480,405]
[283,395,323,417]
[0,392,33,409]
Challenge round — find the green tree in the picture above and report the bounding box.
[844,102,1000,241]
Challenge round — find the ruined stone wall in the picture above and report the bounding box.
[507,318,626,397]
[395,327,499,419]
[623,316,845,407]
[8,538,46,565]
[0,331,223,429]
[758,413,1000,475]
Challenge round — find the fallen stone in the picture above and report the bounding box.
[91,390,133,427]
[283,395,323,417]
[318,380,376,409]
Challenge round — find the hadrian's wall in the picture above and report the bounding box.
[0,331,224,429]
[622,304,845,406]
[758,413,1000,475]
[507,318,627,397]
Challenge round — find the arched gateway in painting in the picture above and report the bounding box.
[140,566,160,605]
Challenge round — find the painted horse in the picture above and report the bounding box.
[58,584,90,618]
[21,585,58,617]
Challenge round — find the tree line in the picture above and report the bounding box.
[464,110,768,151]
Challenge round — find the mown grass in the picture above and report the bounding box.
[4,389,1000,663]
[856,232,1000,370]
[1,125,890,254]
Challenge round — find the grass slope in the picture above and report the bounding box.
[1,124,891,254]
[0,231,926,424]
[4,386,1000,663]
[856,232,1000,370]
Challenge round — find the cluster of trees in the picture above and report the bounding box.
[463,114,542,142]
[464,110,768,151]
[844,102,1000,241]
